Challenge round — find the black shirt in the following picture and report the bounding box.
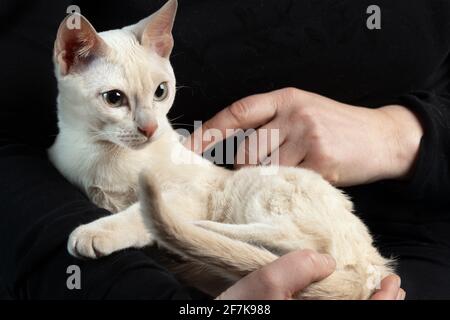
[1,0,449,299]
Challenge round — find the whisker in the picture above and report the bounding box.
[168,114,184,122]
[171,123,196,127]
[175,85,193,91]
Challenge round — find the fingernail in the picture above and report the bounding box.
[396,289,406,300]
[203,130,213,142]
[260,156,271,166]
[395,275,401,288]
[323,254,336,268]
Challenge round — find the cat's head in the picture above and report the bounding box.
[54,0,177,149]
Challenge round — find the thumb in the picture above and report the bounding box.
[183,92,280,153]
[217,250,335,300]
[277,250,336,296]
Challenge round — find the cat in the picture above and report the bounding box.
[48,0,394,299]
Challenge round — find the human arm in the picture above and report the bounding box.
[185,87,423,187]
[217,250,404,300]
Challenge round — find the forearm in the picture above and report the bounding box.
[376,105,424,180]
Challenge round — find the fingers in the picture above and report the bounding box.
[216,250,335,300]
[275,140,308,167]
[218,250,405,300]
[264,250,336,297]
[234,120,286,168]
[396,288,406,300]
[234,119,310,168]
[185,90,289,153]
[370,275,404,300]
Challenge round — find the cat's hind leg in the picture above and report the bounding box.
[68,203,153,259]
[194,220,319,255]
[193,221,276,242]
[193,221,286,250]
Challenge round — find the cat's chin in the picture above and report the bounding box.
[125,135,161,150]
[126,140,153,150]
[128,130,166,150]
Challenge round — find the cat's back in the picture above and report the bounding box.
[217,166,366,239]
[221,166,350,212]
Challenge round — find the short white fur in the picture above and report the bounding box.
[49,0,394,299]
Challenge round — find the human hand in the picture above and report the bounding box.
[370,274,405,300]
[185,88,423,187]
[216,249,404,300]
[216,249,336,300]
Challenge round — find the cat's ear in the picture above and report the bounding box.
[54,14,108,76]
[127,0,177,58]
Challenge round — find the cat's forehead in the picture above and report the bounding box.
[90,29,172,94]
[100,30,140,54]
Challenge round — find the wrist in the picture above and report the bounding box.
[376,105,423,180]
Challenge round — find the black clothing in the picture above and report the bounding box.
[1,0,449,299]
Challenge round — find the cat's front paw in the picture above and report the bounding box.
[68,224,119,259]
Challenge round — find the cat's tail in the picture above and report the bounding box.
[138,172,278,280]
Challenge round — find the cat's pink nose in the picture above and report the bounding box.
[138,123,158,138]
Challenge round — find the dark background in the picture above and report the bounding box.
[1,0,450,299]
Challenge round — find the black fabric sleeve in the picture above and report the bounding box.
[394,59,450,205]
[399,92,450,204]
[0,0,192,300]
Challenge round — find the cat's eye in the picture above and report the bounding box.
[102,90,127,107]
[154,82,169,101]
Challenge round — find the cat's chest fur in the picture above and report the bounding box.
[49,127,155,211]
[48,129,226,213]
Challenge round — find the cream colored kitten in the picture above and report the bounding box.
[49,0,394,299]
